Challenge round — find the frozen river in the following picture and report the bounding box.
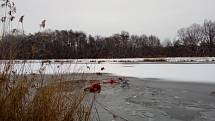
[100,64,215,83]
[4,62,215,83]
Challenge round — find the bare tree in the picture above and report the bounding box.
[162,38,173,47]
[177,24,203,46]
[203,20,215,56]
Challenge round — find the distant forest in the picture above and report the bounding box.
[0,0,215,60]
[0,20,215,59]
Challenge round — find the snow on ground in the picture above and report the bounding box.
[1,57,215,64]
[1,60,215,83]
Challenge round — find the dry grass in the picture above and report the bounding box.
[0,60,94,121]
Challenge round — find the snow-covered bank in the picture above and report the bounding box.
[1,57,215,64]
[1,62,215,83]
[1,57,215,83]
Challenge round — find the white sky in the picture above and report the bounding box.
[1,0,215,40]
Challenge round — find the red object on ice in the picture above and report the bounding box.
[103,79,118,84]
[87,82,101,93]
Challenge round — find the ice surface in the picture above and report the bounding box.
[1,58,215,83]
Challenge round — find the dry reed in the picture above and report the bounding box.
[0,60,94,121]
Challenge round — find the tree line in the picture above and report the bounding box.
[0,20,215,60]
[0,0,215,59]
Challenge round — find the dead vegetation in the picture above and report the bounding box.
[0,60,94,121]
[0,1,95,120]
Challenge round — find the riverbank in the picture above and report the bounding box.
[1,57,215,64]
[37,73,215,121]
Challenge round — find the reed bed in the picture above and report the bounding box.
[0,60,94,121]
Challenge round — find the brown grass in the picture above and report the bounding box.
[0,60,94,121]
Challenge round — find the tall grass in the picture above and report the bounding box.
[1,1,96,120]
[0,60,94,121]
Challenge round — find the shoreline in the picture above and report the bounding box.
[26,73,215,85]
[7,73,215,121]
[1,57,215,64]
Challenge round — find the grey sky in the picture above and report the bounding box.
[3,0,215,40]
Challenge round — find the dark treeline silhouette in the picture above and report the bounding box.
[0,20,215,60]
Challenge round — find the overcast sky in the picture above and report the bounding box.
[2,0,215,40]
